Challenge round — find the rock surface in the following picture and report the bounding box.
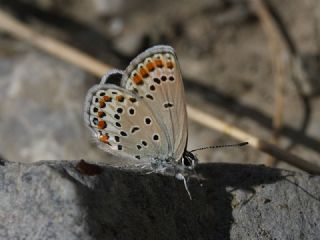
[0,159,319,240]
[0,44,119,165]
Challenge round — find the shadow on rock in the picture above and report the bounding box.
[69,162,284,240]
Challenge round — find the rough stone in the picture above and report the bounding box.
[0,159,319,239]
[0,46,117,164]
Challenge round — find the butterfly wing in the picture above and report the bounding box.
[120,45,188,162]
[84,78,170,164]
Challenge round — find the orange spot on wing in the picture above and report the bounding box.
[146,61,155,71]
[139,67,149,78]
[99,100,106,108]
[116,95,124,102]
[155,59,163,68]
[98,111,105,118]
[167,61,174,69]
[97,120,107,129]
[132,73,144,85]
[103,96,111,102]
[99,134,109,144]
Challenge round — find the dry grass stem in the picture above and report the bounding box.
[188,106,320,175]
[250,0,290,167]
[0,9,110,76]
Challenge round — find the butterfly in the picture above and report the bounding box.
[84,45,197,197]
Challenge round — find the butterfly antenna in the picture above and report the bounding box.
[190,142,248,153]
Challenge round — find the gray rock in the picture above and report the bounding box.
[0,159,319,240]
[0,48,117,164]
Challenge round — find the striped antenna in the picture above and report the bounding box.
[190,142,248,153]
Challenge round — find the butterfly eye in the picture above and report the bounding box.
[182,157,192,167]
[182,151,197,168]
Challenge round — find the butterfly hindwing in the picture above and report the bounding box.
[84,83,170,163]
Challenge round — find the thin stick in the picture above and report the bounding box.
[187,106,320,175]
[0,9,319,175]
[250,0,289,167]
[0,9,110,76]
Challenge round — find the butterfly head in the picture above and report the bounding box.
[150,151,198,176]
[181,150,198,170]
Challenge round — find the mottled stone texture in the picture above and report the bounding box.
[0,159,319,240]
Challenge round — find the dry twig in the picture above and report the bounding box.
[0,9,110,76]
[249,0,289,167]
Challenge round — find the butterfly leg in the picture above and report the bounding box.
[175,173,192,200]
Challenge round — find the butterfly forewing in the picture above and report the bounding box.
[84,84,170,162]
[121,46,188,162]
